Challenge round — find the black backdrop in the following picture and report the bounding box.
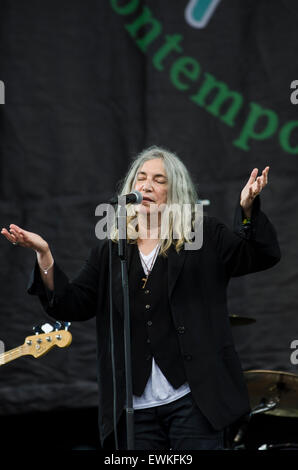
[0,0,297,448]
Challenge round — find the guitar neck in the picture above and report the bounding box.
[0,344,29,366]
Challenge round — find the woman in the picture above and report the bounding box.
[1,146,280,450]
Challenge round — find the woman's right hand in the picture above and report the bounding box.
[1,224,49,254]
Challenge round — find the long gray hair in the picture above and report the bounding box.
[110,146,199,255]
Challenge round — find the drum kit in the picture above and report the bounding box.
[228,315,298,451]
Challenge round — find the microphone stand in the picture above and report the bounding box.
[117,197,134,450]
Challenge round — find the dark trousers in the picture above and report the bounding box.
[118,392,224,450]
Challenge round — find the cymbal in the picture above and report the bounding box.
[244,370,298,418]
[229,314,256,326]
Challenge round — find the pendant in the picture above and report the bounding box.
[142,277,148,289]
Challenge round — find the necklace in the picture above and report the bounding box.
[138,244,160,289]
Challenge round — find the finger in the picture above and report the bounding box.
[247,168,258,185]
[18,231,26,241]
[10,227,26,241]
[262,166,269,185]
[10,230,29,247]
[9,228,19,236]
[256,176,263,191]
[1,228,17,243]
[19,232,29,244]
[9,223,22,230]
[9,224,25,236]
[1,229,10,241]
[2,226,14,237]
[9,229,22,243]
[260,173,267,188]
[13,226,32,241]
[261,171,267,186]
[249,178,261,198]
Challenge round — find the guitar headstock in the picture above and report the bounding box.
[24,321,72,358]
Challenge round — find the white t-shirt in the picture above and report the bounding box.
[133,244,190,410]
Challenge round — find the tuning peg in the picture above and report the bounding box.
[41,323,54,334]
[53,321,62,331]
[63,322,71,331]
[33,325,43,335]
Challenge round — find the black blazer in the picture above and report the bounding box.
[28,196,281,445]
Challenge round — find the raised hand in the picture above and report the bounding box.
[240,167,269,217]
[1,224,49,254]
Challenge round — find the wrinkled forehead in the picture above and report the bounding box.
[137,158,167,176]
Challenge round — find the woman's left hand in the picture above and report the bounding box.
[240,166,269,217]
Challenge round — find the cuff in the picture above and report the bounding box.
[233,195,261,240]
[27,259,70,307]
[27,259,47,296]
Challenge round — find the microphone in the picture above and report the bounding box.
[109,190,143,205]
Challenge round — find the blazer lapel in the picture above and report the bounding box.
[167,245,186,299]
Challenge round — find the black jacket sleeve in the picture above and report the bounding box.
[206,196,281,278]
[27,244,101,321]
